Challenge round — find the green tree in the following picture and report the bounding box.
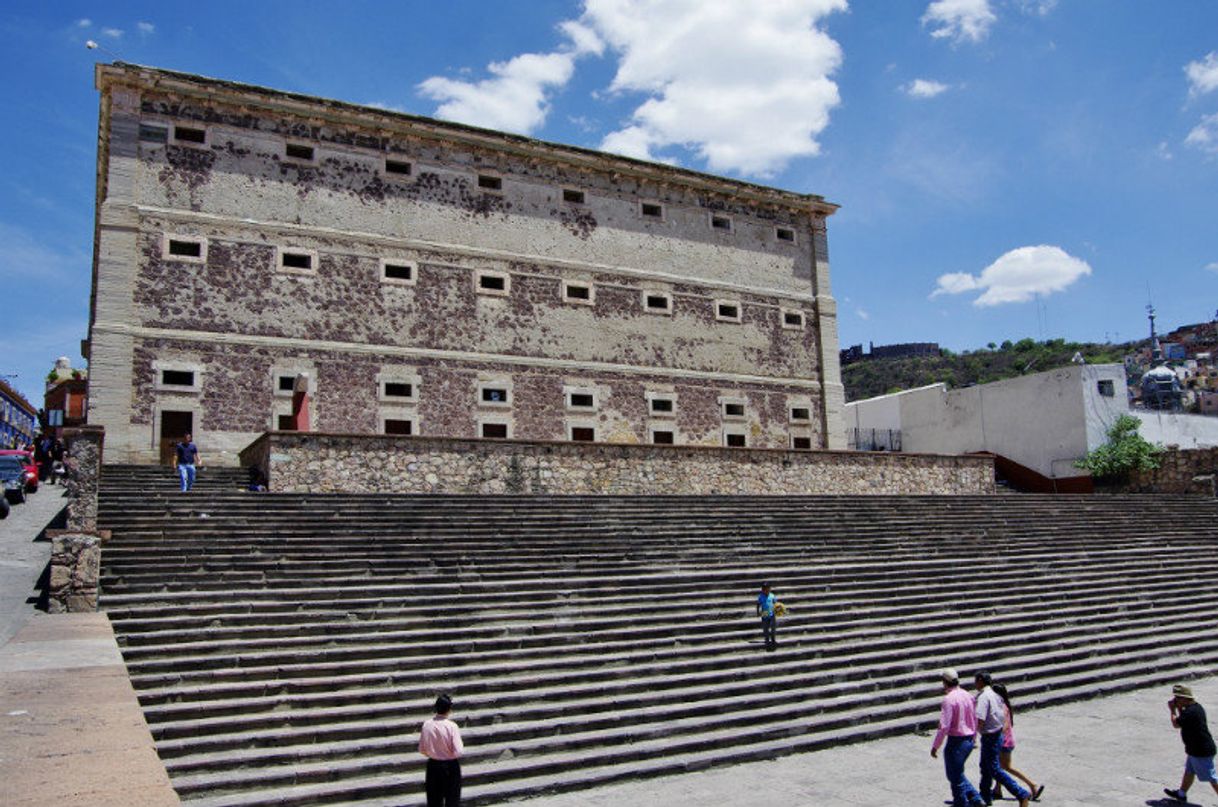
[1074,415,1162,483]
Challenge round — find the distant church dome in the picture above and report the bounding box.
[1142,365,1177,384]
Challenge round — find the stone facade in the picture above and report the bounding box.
[48,533,101,614]
[89,64,844,466]
[63,426,104,533]
[242,433,995,496]
[1114,446,1218,495]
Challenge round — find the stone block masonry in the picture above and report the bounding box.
[241,432,995,495]
[47,533,101,613]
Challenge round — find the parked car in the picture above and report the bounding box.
[0,455,29,504]
[0,491,9,519]
[0,450,38,493]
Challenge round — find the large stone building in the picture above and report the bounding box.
[87,63,845,464]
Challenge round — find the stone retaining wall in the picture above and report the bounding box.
[1118,446,1218,495]
[48,533,101,614]
[241,433,995,495]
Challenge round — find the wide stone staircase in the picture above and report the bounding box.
[97,463,1218,806]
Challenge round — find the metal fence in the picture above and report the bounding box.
[849,428,902,452]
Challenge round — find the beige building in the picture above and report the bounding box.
[87,63,845,465]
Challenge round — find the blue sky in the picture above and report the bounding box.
[1,0,1216,407]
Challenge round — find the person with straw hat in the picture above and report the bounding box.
[1164,683,1218,803]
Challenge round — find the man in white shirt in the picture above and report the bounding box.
[974,672,1030,807]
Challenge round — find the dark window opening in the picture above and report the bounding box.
[173,126,206,144]
[277,376,296,392]
[479,274,507,291]
[384,382,413,398]
[791,407,810,421]
[776,227,796,242]
[482,388,509,404]
[481,422,508,439]
[784,311,804,327]
[792,436,813,450]
[563,188,585,204]
[711,215,731,231]
[277,414,296,431]
[570,427,596,442]
[384,263,413,281]
[478,175,502,191]
[723,403,745,417]
[646,294,670,311]
[718,303,740,320]
[565,284,591,301]
[641,202,663,218]
[139,124,168,143]
[161,370,195,387]
[652,430,674,445]
[385,159,412,175]
[726,433,747,448]
[650,398,674,413]
[168,239,202,258]
[281,252,313,270]
[569,393,595,408]
[1097,380,1115,397]
[384,419,413,435]
[285,143,314,160]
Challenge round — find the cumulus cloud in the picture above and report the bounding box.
[76,18,92,28]
[137,21,155,35]
[1186,113,1218,155]
[1187,52,1218,97]
[101,27,122,38]
[587,0,847,176]
[930,245,1092,307]
[418,23,601,135]
[922,0,996,44]
[904,79,949,98]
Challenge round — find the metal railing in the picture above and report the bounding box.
[849,428,902,452]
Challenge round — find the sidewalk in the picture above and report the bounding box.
[0,487,179,807]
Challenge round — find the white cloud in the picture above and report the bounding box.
[76,18,91,28]
[930,245,1092,306]
[1186,52,1218,97]
[586,0,847,177]
[101,27,123,38]
[418,23,601,135]
[1186,113,1218,155]
[855,308,870,321]
[922,0,996,44]
[137,21,155,35]
[1156,141,1173,161]
[1206,262,1218,273]
[905,79,949,98]
[1014,0,1057,16]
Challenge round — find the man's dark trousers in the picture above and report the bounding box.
[761,614,776,648]
[978,730,1028,802]
[426,758,461,807]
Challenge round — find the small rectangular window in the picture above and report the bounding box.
[723,402,745,418]
[650,397,674,414]
[725,433,747,448]
[384,419,413,435]
[791,407,811,422]
[167,239,202,259]
[173,126,206,144]
[645,293,671,313]
[139,123,168,143]
[563,188,585,204]
[161,370,195,387]
[478,174,502,191]
[481,422,508,439]
[570,426,596,442]
[792,436,813,450]
[385,159,412,176]
[479,274,506,292]
[285,143,314,161]
[384,382,413,398]
[776,227,796,243]
[651,429,674,445]
[1097,379,1115,397]
[384,263,413,282]
[566,284,590,300]
[711,214,732,232]
[481,388,509,404]
[281,251,313,271]
[782,309,805,329]
[277,375,296,392]
[277,414,296,431]
[162,235,207,264]
[641,202,663,218]
[716,302,741,323]
[569,393,595,409]
[562,281,594,305]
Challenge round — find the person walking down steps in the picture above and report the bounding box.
[419,693,464,807]
[756,582,778,651]
[172,432,201,493]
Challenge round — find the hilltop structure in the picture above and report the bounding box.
[86,63,845,465]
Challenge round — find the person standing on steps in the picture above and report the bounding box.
[990,683,1044,802]
[419,693,464,807]
[1164,684,1218,803]
[172,432,201,493]
[756,582,777,651]
[974,672,1030,807]
[931,668,985,807]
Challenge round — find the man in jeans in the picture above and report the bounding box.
[932,668,985,807]
[172,432,201,492]
[756,583,777,651]
[974,671,1030,806]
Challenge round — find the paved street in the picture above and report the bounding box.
[517,682,1217,807]
[0,485,64,645]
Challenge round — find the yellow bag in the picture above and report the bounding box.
[774,602,788,617]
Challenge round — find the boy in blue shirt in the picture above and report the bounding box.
[756,583,777,651]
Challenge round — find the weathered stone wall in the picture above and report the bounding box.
[62,426,104,533]
[242,433,995,496]
[48,533,101,614]
[89,64,846,465]
[1116,446,1218,495]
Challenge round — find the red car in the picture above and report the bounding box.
[0,450,38,493]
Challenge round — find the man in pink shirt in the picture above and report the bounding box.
[419,694,464,807]
[930,668,985,807]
